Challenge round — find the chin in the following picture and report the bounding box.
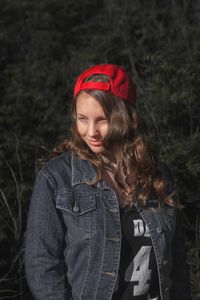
[89,146,105,154]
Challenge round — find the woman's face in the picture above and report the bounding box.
[76,92,108,154]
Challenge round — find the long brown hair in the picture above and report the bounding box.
[45,74,179,208]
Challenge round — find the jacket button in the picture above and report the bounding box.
[107,237,120,242]
[108,208,118,213]
[156,227,162,234]
[73,203,80,213]
[103,271,116,277]
[163,260,168,266]
[164,287,169,293]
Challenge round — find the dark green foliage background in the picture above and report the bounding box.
[0,0,200,299]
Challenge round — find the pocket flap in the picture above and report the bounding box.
[56,190,96,215]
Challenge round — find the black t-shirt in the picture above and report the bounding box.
[112,206,160,300]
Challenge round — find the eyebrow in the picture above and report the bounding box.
[76,113,86,117]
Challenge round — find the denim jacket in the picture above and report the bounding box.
[25,151,190,300]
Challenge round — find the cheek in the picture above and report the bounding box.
[101,124,109,136]
[76,122,85,136]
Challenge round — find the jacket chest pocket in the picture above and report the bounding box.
[55,190,97,239]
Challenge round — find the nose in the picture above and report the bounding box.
[88,122,99,137]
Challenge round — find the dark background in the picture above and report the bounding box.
[0,0,200,299]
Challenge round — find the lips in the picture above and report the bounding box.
[89,140,103,147]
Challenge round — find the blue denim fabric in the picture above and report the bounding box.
[25,151,190,300]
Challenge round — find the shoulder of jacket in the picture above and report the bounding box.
[40,150,73,178]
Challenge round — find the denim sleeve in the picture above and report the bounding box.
[25,169,71,300]
[170,210,191,300]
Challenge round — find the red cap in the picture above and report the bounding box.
[74,64,137,105]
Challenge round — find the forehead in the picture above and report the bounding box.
[76,92,106,116]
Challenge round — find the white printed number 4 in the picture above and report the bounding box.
[125,246,152,296]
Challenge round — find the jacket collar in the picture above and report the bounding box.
[71,151,97,186]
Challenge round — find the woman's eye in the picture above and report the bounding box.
[98,118,107,123]
[78,116,87,121]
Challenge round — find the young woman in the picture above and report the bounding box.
[25,64,191,300]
